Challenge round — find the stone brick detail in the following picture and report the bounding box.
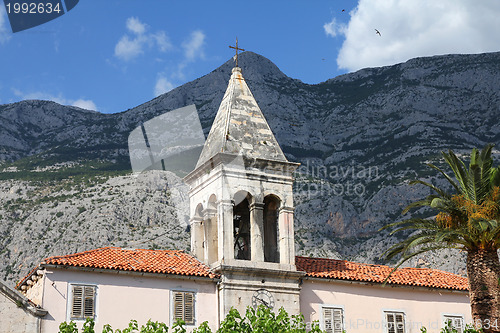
[0,280,46,333]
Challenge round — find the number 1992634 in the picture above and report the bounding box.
[5,2,62,14]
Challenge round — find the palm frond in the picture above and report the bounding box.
[409,180,451,198]
[468,148,493,204]
[491,167,500,187]
[402,194,440,214]
[381,144,500,280]
[442,150,469,196]
[426,163,461,193]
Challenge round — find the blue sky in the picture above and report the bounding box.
[1,0,500,113]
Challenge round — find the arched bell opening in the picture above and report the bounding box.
[233,191,252,260]
[263,195,280,263]
[191,203,205,261]
[194,203,204,220]
[207,194,218,210]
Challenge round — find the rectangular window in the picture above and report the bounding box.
[323,307,344,333]
[173,291,195,325]
[385,311,405,333]
[444,315,464,333]
[70,285,96,320]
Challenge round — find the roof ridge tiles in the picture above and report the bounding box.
[17,249,465,291]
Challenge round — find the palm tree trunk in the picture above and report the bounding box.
[466,249,500,333]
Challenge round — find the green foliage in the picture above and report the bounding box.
[217,306,323,333]
[83,318,96,333]
[193,321,212,333]
[58,306,324,333]
[172,319,186,333]
[140,320,169,333]
[380,144,500,268]
[420,321,483,333]
[59,321,78,333]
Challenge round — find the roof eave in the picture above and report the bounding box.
[41,263,221,282]
[302,275,468,293]
[1,280,47,317]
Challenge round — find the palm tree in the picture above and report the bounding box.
[382,144,500,332]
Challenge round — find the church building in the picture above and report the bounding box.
[12,60,471,333]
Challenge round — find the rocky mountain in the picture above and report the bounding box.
[1,51,500,284]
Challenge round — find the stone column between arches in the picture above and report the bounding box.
[203,207,218,265]
[278,206,295,265]
[249,201,265,262]
[190,216,204,261]
[218,199,234,262]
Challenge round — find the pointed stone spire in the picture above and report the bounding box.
[196,65,288,168]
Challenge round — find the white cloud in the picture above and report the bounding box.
[13,89,98,111]
[171,30,206,80]
[114,17,171,61]
[182,30,205,61]
[154,76,175,97]
[324,18,342,38]
[72,99,98,111]
[115,35,145,61]
[153,31,172,52]
[152,29,206,97]
[335,0,500,72]
[0,6,12,44]
[126,17,146,35]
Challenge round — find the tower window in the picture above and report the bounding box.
[263,195,279,263]
[233,197,251,260]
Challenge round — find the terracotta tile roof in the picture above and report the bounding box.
[17,247,467,292]
[41,247,218,279]
[296,256,468,291]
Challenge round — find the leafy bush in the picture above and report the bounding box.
[58,306,323,333]
[420,320,484,333]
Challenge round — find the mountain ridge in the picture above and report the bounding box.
[1,50,500,283]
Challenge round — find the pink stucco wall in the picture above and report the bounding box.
[37,267,472,333]
[40,268,218,333]
[300,279,471,333]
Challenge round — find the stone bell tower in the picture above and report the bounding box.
[184,50,303,319]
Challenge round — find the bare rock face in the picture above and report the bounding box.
[2,51,500,283]
[0,171,191,283]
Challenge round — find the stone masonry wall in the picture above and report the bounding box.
[0,292,40,333]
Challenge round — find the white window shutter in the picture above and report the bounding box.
[333,308,343,333]
[395,313,405,333]
[173,291,195,325]
[386,312,405,333]
[173,292,184,321]
[71,285,84,318]
[83,286,95,318]
[323,307,343,333]
[454,317,463,333]
[71,285,96,320]
[184,292,194,325]
[323,308,333,333]
[444,316,464,333]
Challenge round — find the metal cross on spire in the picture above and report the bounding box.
[229,37,245,67]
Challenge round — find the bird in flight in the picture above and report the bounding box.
[342,9,345,12]
[375,29,381,36]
